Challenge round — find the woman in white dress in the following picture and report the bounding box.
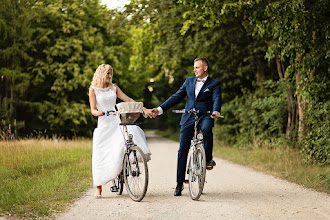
[89,64,152,198]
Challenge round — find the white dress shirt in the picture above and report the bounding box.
[195,75,208,97]
[157,76,208,115]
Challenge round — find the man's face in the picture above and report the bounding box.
[194,60,208,79]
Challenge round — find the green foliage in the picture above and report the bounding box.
[27,0,116,137]
[1,0,150,137]
[0,0,33,123]
[177,0,329,164]
[302,74,330,165]
[0,0,328,164]
[220,80,287,147]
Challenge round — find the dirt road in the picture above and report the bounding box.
[56,132,329,220]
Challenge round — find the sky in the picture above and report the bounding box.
[101,0,131,10]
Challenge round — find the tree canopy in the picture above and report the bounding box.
[1,0,329,164]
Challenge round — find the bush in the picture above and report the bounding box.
[302,75,330,165]
[217,80,287,147]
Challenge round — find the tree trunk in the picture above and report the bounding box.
[296,73,305,142]
[286,91,296,140]
[296,54,305,142]
[9,0,17,119]
[275,54,296,141]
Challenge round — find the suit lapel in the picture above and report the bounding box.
[196,77,211,99]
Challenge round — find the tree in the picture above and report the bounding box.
[0,0,33,135]
[178,0,329,163]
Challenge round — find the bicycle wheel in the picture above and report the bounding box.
[112,171,124,195]
[188,144,206,200]
[123,146,149,202]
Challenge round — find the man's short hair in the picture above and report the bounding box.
[194,57,209,67]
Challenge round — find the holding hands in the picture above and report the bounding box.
[143,108,154,118]
[143,108,159,118]
[151,108,159,118]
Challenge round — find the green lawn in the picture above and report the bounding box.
[0,139,93,218]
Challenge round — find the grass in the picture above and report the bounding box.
[213,143,330,193]
[0,139,93,218]
[156,130,330,193]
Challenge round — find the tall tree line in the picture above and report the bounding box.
[1,0,149,137]
[0,0,328,164]
[125,0,329,165]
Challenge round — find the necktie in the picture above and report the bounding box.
[197,79,205,83]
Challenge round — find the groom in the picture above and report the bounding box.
[151,57,221,196]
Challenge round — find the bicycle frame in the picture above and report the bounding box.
[103,110,141,176]
[189,112,204,177]
[104,110,148,202]
[120,125,141,175]
[103,110,135,152]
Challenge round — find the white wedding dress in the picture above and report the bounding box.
[91,86,151,187]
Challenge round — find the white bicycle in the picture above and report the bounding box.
[104,102,149,202]
[173,109,223,200]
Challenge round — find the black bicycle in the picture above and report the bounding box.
[173,109,223,200]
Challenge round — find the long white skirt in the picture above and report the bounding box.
[92,115,150,187]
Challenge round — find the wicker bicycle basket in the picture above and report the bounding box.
[115,102,144,124]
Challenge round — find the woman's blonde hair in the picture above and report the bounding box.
[91,64,114,88]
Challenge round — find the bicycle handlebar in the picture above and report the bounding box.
[172,109,224,118]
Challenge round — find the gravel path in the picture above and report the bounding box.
[56,132,330,220]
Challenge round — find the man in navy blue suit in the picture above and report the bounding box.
[152,57,221,196]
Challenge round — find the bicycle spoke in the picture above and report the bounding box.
[124,146,149,202]
[188,145,206,200]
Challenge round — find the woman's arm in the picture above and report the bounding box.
[89,87,103,116]
[116,85,135,102]
[116,85,152,117]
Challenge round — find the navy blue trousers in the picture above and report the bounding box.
[177,115,214,183]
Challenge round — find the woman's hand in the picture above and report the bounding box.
[143,108,154,118]
[93,110,103,117]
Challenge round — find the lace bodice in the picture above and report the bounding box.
[91,86,117,112]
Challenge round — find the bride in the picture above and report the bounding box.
[89,64,152,198]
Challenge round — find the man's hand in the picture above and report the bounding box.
[143,109,154,118]
[151,108,159,118]
[211,111,221,118]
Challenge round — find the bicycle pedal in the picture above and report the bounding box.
[110,186,118,192]
[206,166,214,170]
[184,180,189,184]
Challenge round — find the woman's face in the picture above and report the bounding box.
[105,69,113,84]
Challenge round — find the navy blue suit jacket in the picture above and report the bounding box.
[160,76,221,126]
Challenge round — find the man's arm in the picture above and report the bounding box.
[160,79,188,112]
[211,81,221,118]
[151,79,188,117]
